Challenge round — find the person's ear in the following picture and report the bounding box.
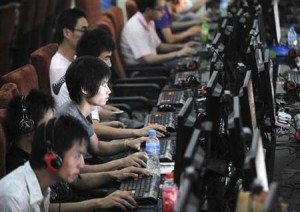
[63,28,72,39]
[81,87,89,95]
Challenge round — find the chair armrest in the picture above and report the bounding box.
[114,76,168,88]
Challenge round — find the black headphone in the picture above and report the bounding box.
[43,119,63,173]
[19,96,35,134]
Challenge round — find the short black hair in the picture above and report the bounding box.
[54,8,87,44]
[29,116,89,170]
[76,28,115,57]
[136,0,157,13]
[66,56,111,103]
[3,89,55,146]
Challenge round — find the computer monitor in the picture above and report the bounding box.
[227,96,246,170]
[261,0,281,46]
[174,97,197,186]
[243,128,269,192]
[205,71,223,158]
[261,182,280,212]
[239,70,257,131]
[259,49,276,127]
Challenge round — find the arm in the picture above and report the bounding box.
[81,152,148,173]
[172,14,209,31]
[49,191,137,212]
[93,120,167,139]
[161,26,201,43]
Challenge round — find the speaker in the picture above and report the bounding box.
[19,96,35,134]
[43,119,62,173]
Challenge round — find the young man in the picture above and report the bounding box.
[0,116,89,211]
[2,89,150,211]
[56,56,150,171]
[154,0,209,43]
[74,28,167,138]
[120,0,197,67]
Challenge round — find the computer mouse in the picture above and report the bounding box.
[163,131,171,137]
[157,104,176,112]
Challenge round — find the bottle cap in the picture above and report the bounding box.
[148,129,156,137]
[165,172,174,179]
[290,26,295,31]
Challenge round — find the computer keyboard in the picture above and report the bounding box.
[174,70,202,86]
[119,175,160,205]
[145,112,176,132]
[159,139,175,162]
[157,90,185,106]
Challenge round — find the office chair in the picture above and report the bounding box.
[42,0,58,45]
[30,43,59,94]
[1,64,39,95]
[75,0,102,29]
[126,0,138,20]
[12,0,36,69]
[0,2,19,76]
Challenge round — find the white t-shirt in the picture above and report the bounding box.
[120,12,161,66]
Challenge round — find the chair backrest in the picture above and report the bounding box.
[104,6,124,49]
[0,2,19,76]
[42,0,58,45]
[0,118,7,179]
[0,83,20,179]
[12,0,36,69]
[76,0,102,29]
[126,0,138,20]
[30,43,58,94]
[96,16,127,80]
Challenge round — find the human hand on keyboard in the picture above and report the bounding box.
[184,40,201,48]
[115,166,151,181]
[122,152,148,168]
[101,190,137,211]
[126,136,148,151]
[136,125,167,138]
[177,46,197,57]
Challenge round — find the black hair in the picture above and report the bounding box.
[136,0,157,13]
[54,8,87,44]
[29,116,89,170]
[3,89,55,146]
[76,28,115,57]
[65,56,111,104]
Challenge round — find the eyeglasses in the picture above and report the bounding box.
[73,27,89,33]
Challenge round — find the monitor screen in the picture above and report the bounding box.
[272,0,281,44]
[174,97,196,186]
[205,71,223,158]
[243,128,269,192]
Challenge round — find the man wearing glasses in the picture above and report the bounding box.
[121,0,198,69]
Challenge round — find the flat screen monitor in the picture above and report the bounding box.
[174,97,196,186]
[205,71,223,158]
[227,96,246,170]
[259,49,276,127]
[243,128,269,192]
[239,70,257,131]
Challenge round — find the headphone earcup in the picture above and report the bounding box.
[43,153,62,173]
[19,118,35,134]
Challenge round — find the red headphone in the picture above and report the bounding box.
[43,119,62,173]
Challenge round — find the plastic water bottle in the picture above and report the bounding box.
[162,173,178,212]
[288,26,298,49]
[219,0,228,16]
[145,129,160,176]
